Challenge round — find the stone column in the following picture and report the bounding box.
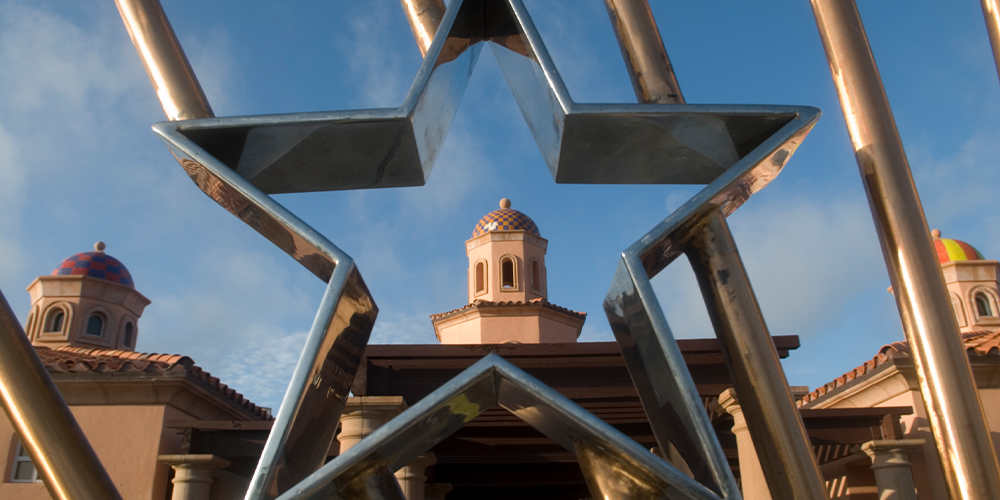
[395,453,436,500]
[340,396,444,500]
[861,439,924,500]
[158,454,230,500]
[713,389,771,500]
[338,396,408,452]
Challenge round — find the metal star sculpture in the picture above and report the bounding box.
[127,0,821,499]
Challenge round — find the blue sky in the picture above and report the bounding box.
[2,0,999,410]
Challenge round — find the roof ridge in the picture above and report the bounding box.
[800,328,1000,407]
[43,346,269,420]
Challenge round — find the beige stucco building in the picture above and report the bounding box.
[431,199,585,344]
[798,230,1000,499]
[0,243,269,500]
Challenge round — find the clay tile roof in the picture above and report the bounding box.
[799,330,1000,406]
[429,298,587,321]
[37,346,271,420]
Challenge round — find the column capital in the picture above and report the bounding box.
[714,388,740,414]
[158,454,231,470]
[861,439,926,468]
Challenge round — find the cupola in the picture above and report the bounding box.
[24,242,150,351]
[430,199,585,344]
[931,230,1000,333]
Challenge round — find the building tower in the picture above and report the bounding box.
[24,242,150,351]
[932,229,1000,333]
[431,199,585,344]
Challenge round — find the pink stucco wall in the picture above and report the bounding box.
[0,404,181,500]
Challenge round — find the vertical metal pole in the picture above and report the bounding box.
[606,2,825,497]
[685,211,828,500]
[603,0,684,104]
[114,0,213,120]
[400,0,446,57]
[981,0,1000,84]
[0,290,122,500]
[810,1,1000,498]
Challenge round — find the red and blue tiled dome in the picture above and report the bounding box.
[473,198,540,238]
[932,229,985,264]
[51,242,134,288]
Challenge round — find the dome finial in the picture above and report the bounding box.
[94,241,106,253]
[500,198,511,209]
[931,229,941,239]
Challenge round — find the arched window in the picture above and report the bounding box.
[976,293,994,317]
[25,310,36,338]
[123,322,135,348]
[45,310,65,333]
[85,314,105,337]
[475,261,487,295]
[500,256,517,290]
[951,293,968,327]
[9,440,39,483]
[531,260,541,292]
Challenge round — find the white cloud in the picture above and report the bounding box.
[652,194,886,340]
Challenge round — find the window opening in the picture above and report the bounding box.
[475,262,486,294]
[501,258,515,289]
[976,293,993,317]
[10,441,39,483]
[46,310,65,333]
[532,260,541,291]
[124,322,135,347]
[85,314,104,337]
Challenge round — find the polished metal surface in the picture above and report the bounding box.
[146,0,811,196]
[107,1,830,498]
[114,2,379,499]
[604,106,818,500]
[982,0,1000,84]
[686,211,827,499]
[576,440,672,500]
[401,0,446,56]
[604,6,824,497]
[156,107,378,500]
[603,0,684,104]
[0,290,122,500]
[811,1,1000,498]
[275,355,719,500]
[113,0,212,120]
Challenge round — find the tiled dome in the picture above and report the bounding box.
[473,198,540,238]
[933,229,985,264]
[51,242,134,288]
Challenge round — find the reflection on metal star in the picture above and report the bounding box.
[147,0,819,499]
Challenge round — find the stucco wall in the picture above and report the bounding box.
[0,404,175,500]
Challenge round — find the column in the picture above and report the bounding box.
[337,396,408,452]
[395,453,436,500]
[158,454,230,500]
[861,439,924,500]
[340,396,441,500]
[714,389,771,500]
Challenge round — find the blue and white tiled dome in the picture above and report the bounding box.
[51,242,134,288]
[472,198,540,237]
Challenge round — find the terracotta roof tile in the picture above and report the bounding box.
[36,346,271,420]
[430,298,587,321]
[799,330,1000,406]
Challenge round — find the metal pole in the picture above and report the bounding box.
[114,0,213,120]
[685,211,828,500]
[981,0,1000,84]
[603,0,684,104]
[605,2,825,497]
[810,1,1000,498]
[400,0,446,57]
[0,290,122,500]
